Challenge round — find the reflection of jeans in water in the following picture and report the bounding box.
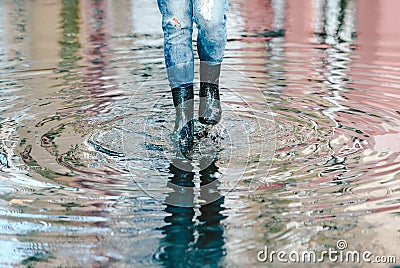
[157,0,228,88]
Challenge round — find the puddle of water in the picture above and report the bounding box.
[0,0,399,266]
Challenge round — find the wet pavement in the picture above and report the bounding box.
[0,0,399,267]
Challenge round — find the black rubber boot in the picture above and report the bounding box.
[172,83,194,158]
[199,62,222,125]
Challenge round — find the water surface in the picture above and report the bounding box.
[0,0,399,267]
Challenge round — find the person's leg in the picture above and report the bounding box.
[194,0,227,65]
[157,0,194,88]
[158,0,195,156]
[194,0,228,125]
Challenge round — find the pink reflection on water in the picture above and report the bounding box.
[240,0,273,33]
[348,0,400,153]
[285,0,314,44]
[356,0,400,64]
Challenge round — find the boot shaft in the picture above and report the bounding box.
[200,62,221,85]
[172,83,194,108]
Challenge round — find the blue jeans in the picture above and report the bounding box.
[157,0,228,88]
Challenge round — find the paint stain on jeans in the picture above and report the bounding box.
[172,17,181,28]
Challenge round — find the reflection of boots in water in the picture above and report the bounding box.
[159,160,195,265]
[199,62,222,125]
[157,158,226,266]
[166,159,195,207]
[197,158,226,263]
[172,83,194,158]
[199,157,224,207]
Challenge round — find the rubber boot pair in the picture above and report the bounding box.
[172,63,222,157]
